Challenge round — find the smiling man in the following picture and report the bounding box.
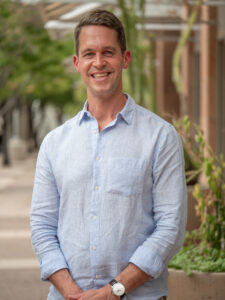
[30,9,187,300]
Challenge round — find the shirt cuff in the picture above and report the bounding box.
[129,245,165,279]
[40,250,69,281]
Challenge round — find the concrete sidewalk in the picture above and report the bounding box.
[0,153,50,300]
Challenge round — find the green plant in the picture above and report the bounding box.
[169,233,225,276]
[170,116,225,274]
[173,116,200,184]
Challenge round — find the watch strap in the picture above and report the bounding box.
[109,279,118,286]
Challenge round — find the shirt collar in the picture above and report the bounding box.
[77,100,90,125]
[118,94,135,125]
[77,93,135,126]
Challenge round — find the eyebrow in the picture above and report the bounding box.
[81,48,93,55]
[81,46,117,55]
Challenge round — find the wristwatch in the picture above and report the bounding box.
[109,279,126,298]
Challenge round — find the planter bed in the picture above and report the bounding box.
[168,268,225,300]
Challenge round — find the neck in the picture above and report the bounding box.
[87,92,127,131]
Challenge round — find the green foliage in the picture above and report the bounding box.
[172,116,225,274]
[0,0,79,112]
[0,0,24,97]
[169,241,225,275]
[117,0,156,112]
[173,116,201,183]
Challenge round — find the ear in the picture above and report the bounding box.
[73,55,80,72]
[123,50,131,69]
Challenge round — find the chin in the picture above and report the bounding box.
[92,89,114,99]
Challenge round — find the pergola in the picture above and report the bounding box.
[26,0,193,39]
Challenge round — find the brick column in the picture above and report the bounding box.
[155,31,180,120]
[200,3,218,151]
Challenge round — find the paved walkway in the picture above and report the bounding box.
[0,153,50,300]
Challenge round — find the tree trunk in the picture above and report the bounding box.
[2,111,10,166]
[57,107,63,125]
[28,102,38,150]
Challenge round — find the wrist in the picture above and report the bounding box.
[102,284,112,298]
[63,284,82,300]
[105,283,112,293]
[104,284,120,299]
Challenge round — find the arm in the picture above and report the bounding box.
[115,262,152,294]
[49,269,82,300]
[129,126,187,278]
[30,137,71,282]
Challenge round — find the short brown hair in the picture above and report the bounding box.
[74,9,126,54]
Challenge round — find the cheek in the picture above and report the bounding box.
[77,60,90,74]
[115,62,124,73]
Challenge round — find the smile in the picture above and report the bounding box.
[91,72,111,78]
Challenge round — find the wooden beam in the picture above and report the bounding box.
[45,3,64,12]
[46,4,77,19]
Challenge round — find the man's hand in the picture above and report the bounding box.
[68,285,119,300]
[48,268,83,300]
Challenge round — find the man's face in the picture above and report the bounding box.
[73,25,131,100]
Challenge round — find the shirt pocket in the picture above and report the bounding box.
[106,157,145,197]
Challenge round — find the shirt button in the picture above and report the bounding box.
[96,275,100,279]
[95,186,99,190]
[92,246,96,251]
[93,216,97,220]
[96,156,100,161]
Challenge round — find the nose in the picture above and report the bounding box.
[93,53,106,68]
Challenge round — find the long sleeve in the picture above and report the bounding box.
[129,126,187,279]
[30,136,68,280]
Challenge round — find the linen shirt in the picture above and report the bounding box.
[30,94,187,300]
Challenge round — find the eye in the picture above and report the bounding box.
[84,52,94,58]
[104,50,114,56]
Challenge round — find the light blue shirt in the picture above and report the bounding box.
[30,94,187,300]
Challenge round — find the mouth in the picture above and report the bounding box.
[91,72,112,79]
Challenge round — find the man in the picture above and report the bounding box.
[30,9,186,300]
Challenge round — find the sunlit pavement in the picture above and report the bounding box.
[0,153,50,300]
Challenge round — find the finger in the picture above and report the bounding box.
[68,294,80,300]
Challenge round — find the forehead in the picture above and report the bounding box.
[79,25,119,49]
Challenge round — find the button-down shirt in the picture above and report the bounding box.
[30,94,187,300]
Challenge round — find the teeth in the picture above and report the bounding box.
[93,73,108,78]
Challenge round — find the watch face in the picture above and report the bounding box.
[112,282,125,296]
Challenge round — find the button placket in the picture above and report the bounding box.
[90,127,103,282]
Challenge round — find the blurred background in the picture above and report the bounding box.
[0,0,224,299]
